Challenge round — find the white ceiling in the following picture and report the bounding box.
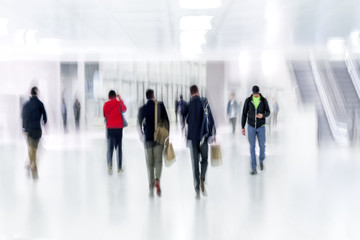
[0,0,359,59]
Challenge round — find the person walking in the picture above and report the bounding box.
[61,97,68,133]
[103,90,127,174]
[175,97,179,124]
[272,98,279,127]
[241,85,270,175]
[138,89,169,196]
[22,87,47,175]
[227,93,239,135]
[182,85,216,196]
[178,95,187,132]
[73,98,81,130]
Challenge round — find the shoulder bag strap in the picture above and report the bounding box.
[154,101,158,131]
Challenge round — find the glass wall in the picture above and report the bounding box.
[82,60,206,127]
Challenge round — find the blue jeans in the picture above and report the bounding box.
[248,125,266,170]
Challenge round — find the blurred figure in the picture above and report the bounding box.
[138,89,169,196]
[227,93,239,135]
[178,95,187,129]
[22,87,47,176]
[73,98,81,130]
[175,97,179,124]
[182,85,216,196]
[103,90,127,174]
[272,98,279,127]
[241,86,270,175]
[61,97,68,133]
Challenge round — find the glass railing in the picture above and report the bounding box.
[309,54,351,146]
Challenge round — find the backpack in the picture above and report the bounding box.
[200,97,216,144]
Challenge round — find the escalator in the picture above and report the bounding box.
[291,61,333,142]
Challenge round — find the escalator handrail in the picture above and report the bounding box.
[309,53,350,146]
[344,52,360,100]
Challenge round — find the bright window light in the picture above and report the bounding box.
[179,0,221,9]
[349,30,359,48]
[180,30,207,55]
[0,18,9,36]
[39,38,62,55]
[180,16,213,30]
[261,50,279,76]
[25,30,38,47]
[14,29,26,46]
[327,38,345,54]
[239,51,250,76]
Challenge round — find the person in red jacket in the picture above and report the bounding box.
[103,90,127,174]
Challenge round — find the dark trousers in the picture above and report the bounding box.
[230,117,237,134]
[189,141,208,191]
[107,128,123,170]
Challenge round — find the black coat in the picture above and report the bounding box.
[241,94,270,129]
[138,100,169,142]
[22,97,47,139]
[182,96,215,144]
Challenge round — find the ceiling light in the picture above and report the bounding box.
[0,18,9,36]
[327,38,345,54]
[179,0,221,9]
[39,38,62,54]
[180,16,213,30]
[180,30,207,55]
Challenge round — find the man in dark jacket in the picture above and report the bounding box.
[182,85,216,195]
[241,85,270,175]
[22,87,47,172]
[138,89,169,196]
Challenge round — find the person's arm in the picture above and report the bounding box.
[103,103,107,119]
[227,101,230,117]
[21,105,27,132]
[41,103,47,125]
[181,101,189,119]
[120,100,127,113]
[262,99,271,118]
[241,99,249,129]
[160,103,170,132]
[207,101,216,137]
[137,107,145,141]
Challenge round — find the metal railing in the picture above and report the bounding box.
[344,51,360,100]
[309,53,351,146]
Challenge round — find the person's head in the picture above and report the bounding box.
[180,94,183,100]
[190,85,199,97]
[230,93,235,100]
[108,90,116,99]
[30,87,38,97]
[146,89,154,100]
[252,85,260,98]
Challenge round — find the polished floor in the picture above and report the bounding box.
[0,119,360,240]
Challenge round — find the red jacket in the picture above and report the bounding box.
[103,98,127,129]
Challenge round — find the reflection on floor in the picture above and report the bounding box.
[0,123,359,240]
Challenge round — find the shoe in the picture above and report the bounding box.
[195,187,200,198]
[108,167,113,175]
[260,162,264,171]
[154,179,161,196]
[117,169,124,173]
[200,176,205,193]
[250,169,257,175]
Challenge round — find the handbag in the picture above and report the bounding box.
[154,101,169,145]
[164,138,176,167]
[210,142,222,167]
[120,101,128,128]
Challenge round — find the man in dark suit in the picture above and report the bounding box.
[22,86,47,175]
[138,89,169,196]
[182,85,216,196]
